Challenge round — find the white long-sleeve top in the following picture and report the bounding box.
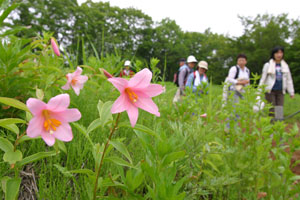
[227,65,250,85]
[258,59,294,95]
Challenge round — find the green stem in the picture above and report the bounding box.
[14,132,26,151]
[93,113,121,200]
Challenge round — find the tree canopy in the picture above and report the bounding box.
[8,0,300,92]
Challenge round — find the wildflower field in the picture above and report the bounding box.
[1,1,300,200]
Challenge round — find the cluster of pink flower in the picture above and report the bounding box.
[26,39,164,146]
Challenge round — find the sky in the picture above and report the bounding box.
[77,0,300,37]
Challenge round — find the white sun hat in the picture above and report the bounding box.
[187,55,197,63]
[124,60,131,66]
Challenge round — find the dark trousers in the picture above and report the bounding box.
[265,90,284,117]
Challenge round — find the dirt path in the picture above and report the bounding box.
[285,122,300,175]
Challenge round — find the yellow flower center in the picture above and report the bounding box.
[125,88,138,103]
[42,110,61,134]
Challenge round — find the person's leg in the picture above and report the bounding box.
[173,88,181,103]
[265,91,276,117]
[274,91,284,120]
[275,91,284,107]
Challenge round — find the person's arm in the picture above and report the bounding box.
[286,67,295,97]
[259,63,268,86]
[178,68,188,92]
[185,73,193,88]
[227,67,238,85]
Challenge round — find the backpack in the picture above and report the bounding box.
[222,66,250,104]
[174,68,189,87]
[174,70,180,87]
[234,65,250,79]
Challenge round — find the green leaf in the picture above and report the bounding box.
[0,3,20,27]
[55,164,96,177]
[97,100,104,117]
[5,177,21,200]
[122,123,161,140]
[290,175,300,181]
[161,151,186,167]
[3,150,23,164]
[0,26,28,37]
[0,137,14,153]
[68,169,95,176]
[110,140,132,164]
[1,176,10,193]
[54,164,73,177]
[205,160,220,173]
[0,97,29,112]
[104,156,136,169]
[98,100,113,126]
[36,88,44,100]
[25,111,33,122]
[0,118,26,126]
[72,123,93,147]
[17,151,57,166]
[55,140,67,154]
[87,118,102,134]
[18,135,41,144]
[0,124,19,135]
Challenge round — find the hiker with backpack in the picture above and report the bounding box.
[120,60,135,78]
[173,58,186,84]
[223,54,250,131]
[259,46,294,118]
[223,54,250,103]
[173,55,198,103]
[186,60,209,93]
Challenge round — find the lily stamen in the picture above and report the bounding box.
[125,88,138,103]
[42,110,61,133]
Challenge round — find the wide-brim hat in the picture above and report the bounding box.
[198,61,208,70]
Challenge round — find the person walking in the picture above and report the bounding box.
[173,55,197,103]
[186,60,208,93]
[226,54,250,101]
[259,46,294,118]
[223,54,250,131]
[120,60,134,78]
[173,58,186,84]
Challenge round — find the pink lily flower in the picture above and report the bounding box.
[62,67,88,95]
[200,113,207,118]
[51,37,60,56]
[99,68,113,78]
[26,94,81,146]
[108,68,164,127]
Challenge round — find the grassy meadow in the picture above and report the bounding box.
[1,78,300,199]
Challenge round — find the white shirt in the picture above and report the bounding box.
[227,65,250,85]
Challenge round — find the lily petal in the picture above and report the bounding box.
[41,131,56,146]
[47,94,70,112]
[53,123,73,142]
[52,109,81,122]
[26,98,47,115]
[77,75,88,84]
[128,68,152,89]
[111,93,129,113]
[72,85,81,95]
[135,97,160,117]
[135,84,164,97]
[108,78,128,93]
[61,83,70,90]
[74,67,83,76]
[126,103,138,127]
[26,116,43,137]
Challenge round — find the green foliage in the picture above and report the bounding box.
[1,0,300,199]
